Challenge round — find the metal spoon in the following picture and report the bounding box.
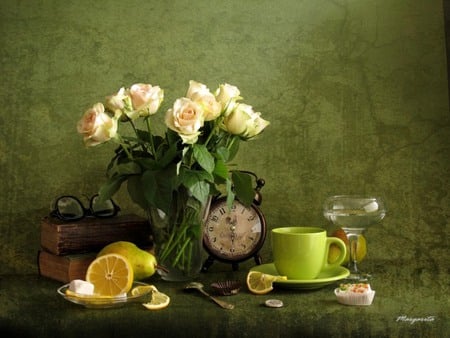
[185,282,234,310]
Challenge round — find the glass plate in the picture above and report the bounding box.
[57,281,153,309]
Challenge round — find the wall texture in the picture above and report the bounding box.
[0,0,448,275]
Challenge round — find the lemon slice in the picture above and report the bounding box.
[142,289,170,310]
[131,285,157,296]
[246,271,287,295]
[85,253,134,297]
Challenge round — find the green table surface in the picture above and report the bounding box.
[1,259,448,338]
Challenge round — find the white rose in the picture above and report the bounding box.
[186,81,222,121]
[129,83,164,117]
[186,80,209,98]
[77,103,118,147]
[242,112,270,139]
[105,87,130,118]
[215,83,242,115]
[165,97,204,144]
[222,103,269,139]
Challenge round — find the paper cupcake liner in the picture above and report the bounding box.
[334,288,375,306]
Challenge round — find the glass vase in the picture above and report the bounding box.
[148,194,211,281]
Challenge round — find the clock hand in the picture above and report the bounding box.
[229,216,237,250]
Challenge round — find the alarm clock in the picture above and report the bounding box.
[202,172,266,271]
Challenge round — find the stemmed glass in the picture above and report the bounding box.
[323,195,386,281]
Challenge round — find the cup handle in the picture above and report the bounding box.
[324,237,347,270]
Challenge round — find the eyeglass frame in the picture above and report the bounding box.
[50,194,120,221]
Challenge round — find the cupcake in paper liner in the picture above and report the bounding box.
[334,283,375,306]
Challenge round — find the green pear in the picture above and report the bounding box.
[98,241,158,280]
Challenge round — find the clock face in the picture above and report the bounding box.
[203,198,266,262]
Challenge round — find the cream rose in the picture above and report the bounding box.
[165,98,205,144]
[129,83,164,117]
[186,80,208,98]
[187,81,221,121]
[215,83,242,115]
[77,103,118,147]
[222,103,270,139]
[105,87,130,118]
[242,112,270,139]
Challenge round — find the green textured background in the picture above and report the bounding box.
[0,0,448,276]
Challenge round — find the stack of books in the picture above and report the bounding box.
[37,214,152,283]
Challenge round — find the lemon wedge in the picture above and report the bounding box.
[246,271,287,295]
[142,287,170,310]
[131,285,157,296]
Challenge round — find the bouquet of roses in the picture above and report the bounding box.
[77,80,269,276]
[77,80,269,213]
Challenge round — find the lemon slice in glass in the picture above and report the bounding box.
[246,271,287,295]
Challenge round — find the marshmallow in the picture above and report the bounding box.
[68,279,95,295]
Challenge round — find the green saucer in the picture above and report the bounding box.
[250,263,350,290]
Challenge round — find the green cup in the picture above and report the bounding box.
[272,227,347,280]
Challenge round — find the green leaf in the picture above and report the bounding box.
[152,135,166,148]
[166,129,181,146]
[189,180,210,205]
[232,171,254,206]
[121,135,144,144]
[180,169,214,187]
[98,175,127,202]
[134,129,151,142]
[227,136,240,161]
[141,171,158,206]
[193,144,215,173]
[213,159,229,180]
[215,146,230,162]
[158,142,179,168]
[126,175,149,210]
[136,158,159,171]
[179,169,213,205]
[107,161,141,178]
[225,178,235,209]
[141,169,177,213]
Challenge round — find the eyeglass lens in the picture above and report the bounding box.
[56,197,84,219]
[91,195,116,217]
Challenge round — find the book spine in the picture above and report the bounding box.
[37,250,95,283]
[40,216,152,255]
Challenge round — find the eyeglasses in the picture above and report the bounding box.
[50,194,120,221]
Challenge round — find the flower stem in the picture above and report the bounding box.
[152,196,205,275]
[145,116,158,161]
[204,117,223,148]
[128,119,147,153]
[172,237,191,267]
[226,133,237,149]
[159,224,188,262]
[115,135,133,160]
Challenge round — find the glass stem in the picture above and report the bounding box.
[347,233,359,274]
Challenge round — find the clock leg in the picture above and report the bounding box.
[201,256,215,272]
[254,253,262,265]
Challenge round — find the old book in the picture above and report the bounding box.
[40,214,152,255]
[37,250,96,283]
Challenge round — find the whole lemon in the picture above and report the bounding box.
[328,228,366,264]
